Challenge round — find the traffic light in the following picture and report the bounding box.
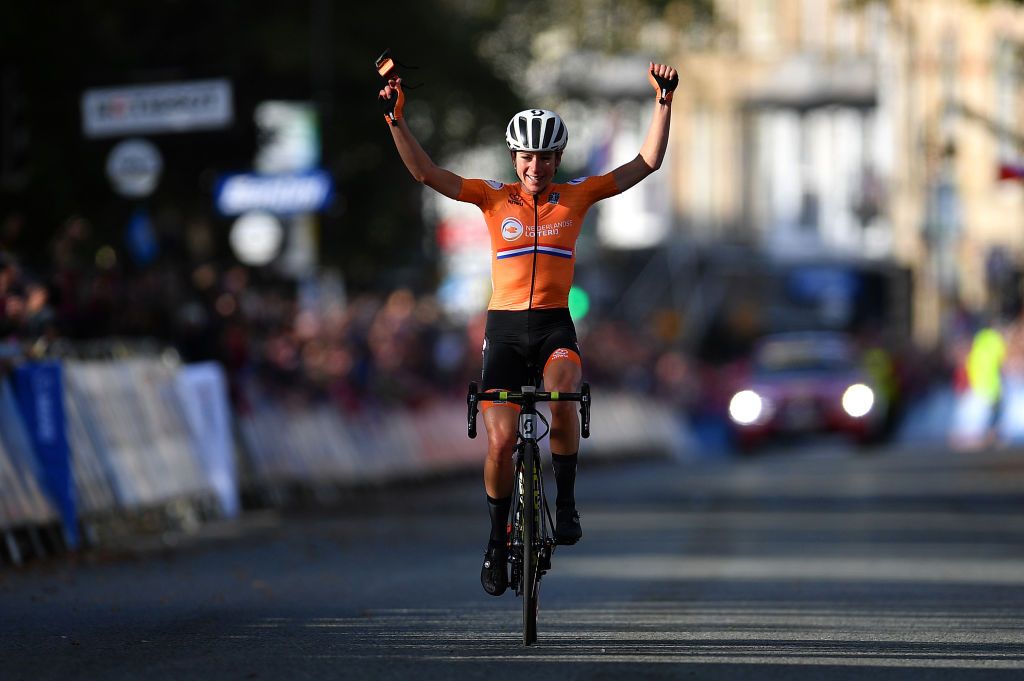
[1,69,30,191]
[568,285,591,321]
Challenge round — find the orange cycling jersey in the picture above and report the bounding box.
[458,174,619,310]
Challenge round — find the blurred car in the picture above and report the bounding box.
[726,331,887,449]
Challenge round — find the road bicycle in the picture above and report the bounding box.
[467,380,591,645]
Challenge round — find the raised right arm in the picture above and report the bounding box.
[380,78,464,200]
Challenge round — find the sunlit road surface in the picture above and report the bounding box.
[4,443,1024,680]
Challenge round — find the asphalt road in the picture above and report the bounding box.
[3,442,1024,680]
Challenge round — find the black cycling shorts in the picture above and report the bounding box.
[481,308,582,391]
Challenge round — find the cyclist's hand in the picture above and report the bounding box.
[648,63,679,105]
[378,77,405,126]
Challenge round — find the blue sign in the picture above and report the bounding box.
[786,266,861,304]
[214,170,334,216]
[126,207,159,265]
[12,363,79,549]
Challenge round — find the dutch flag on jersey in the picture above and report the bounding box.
[497,244,573,260]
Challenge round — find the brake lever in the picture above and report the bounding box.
[467,382,479,439]
[580,382,591,439]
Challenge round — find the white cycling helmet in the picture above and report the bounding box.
[505,109,568,152]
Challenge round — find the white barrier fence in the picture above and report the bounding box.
[63,359,215,511]
[238,391,682,491]
[1,356,683,563]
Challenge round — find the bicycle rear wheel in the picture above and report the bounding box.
[522,442,540,645]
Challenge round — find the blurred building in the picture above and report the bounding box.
[670,0,1024,342]
[885,0,1024,337]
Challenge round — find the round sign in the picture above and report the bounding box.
[106,138,163,198]
[229,211,284,266]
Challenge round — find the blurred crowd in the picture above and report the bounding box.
[1,212,714,417]
[6,210,1010,446]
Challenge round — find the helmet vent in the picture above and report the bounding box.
[505,109,568,152]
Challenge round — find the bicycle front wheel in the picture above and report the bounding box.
[522,441,540,645]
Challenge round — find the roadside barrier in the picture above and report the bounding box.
[236,389,683,497]
[2,353,683,565]
[63,359,214,510]
[236,399,481,492]
[174,363,239,518]
[2,357,229,564]
[896,384,1024,450]
[0,379,60,564]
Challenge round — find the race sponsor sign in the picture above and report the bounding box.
[106,138,163,197]
[214,170,334,215]
[82,79,233,138]
[11,363,79,548]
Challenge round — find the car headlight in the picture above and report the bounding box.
[729,390,764,425]
[841,383,874,418]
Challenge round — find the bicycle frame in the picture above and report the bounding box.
[467,381,591,645]
[508,388,551,591]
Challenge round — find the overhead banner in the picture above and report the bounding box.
[12,363,79,549]
[81,78,233,138]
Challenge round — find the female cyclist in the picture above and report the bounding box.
[379,61,677,596]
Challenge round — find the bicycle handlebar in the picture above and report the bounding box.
[467,382,591,440]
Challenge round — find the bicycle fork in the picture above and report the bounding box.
[508,408,553,595]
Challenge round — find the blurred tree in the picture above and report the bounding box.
[0,0,716,292]
[469,0,716,93]
[0,0,520,291]
[847,0,1024,8]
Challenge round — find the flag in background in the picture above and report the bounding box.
[586,112,619,176]
[998,162,1024,181]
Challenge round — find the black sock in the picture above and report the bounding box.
[487,495,512,549]
[551,452,578,510]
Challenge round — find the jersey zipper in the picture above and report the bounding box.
[527,192,539,311]
[526,192,540,382]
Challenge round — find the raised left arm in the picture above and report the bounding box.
[611,62,677,193]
